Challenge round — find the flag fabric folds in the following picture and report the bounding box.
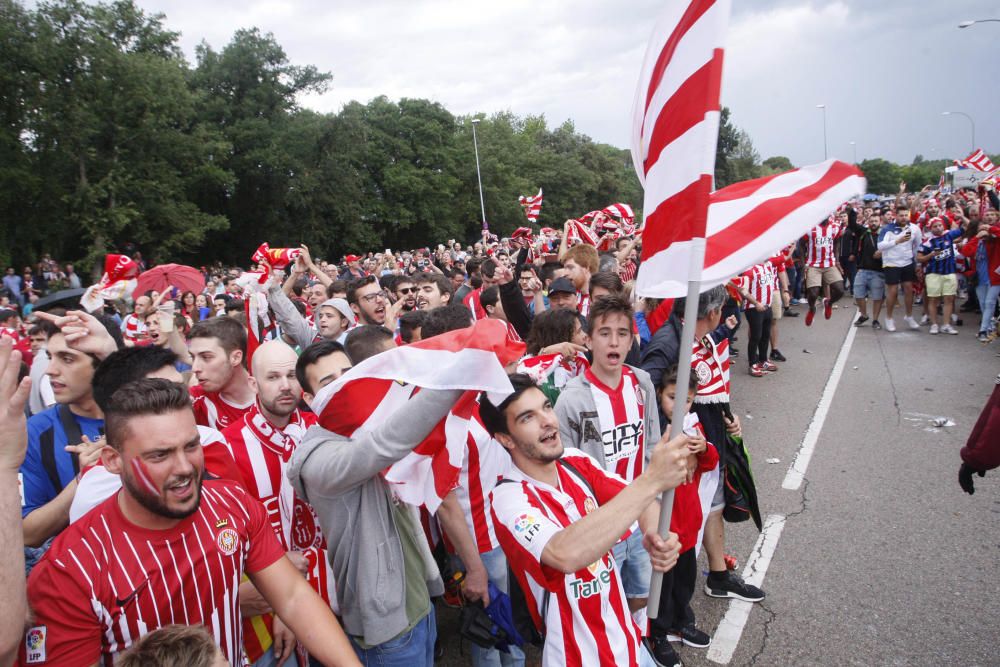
[79,254,140,312]
[518,188,543,223]
[630,0,731,298]
[955,149,996,173]
[310,319,525,512]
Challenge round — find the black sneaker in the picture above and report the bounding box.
[783,308,799,317]
[705,571,765,602]
[667,625,711,649]
[645,636,682,667]
[854,315,869,327]
[729,347,740,358]
[769,349,787,362]
[872,320,882,330]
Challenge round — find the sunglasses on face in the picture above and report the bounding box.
[398,287,417,295]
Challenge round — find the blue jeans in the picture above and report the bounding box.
[611,529,652,599]
[471,547,526,667]
[350,606,437,667]
[977,283,1000,334]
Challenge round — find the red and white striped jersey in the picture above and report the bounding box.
[120,313,147,342]
[21,480,285,666]
[490,450,644,667]
[618,259,638,284]
[453,410,512,554]
[804,221,844,268]
[190,385,254,431]
[739,262,779,309]
[584,366,646,483]
[222,406,336,662]
[464,287,486,321]
[577,293,591,318]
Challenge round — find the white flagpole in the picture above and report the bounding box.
[647,239,707,618]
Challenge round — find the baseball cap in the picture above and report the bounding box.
[548,277,576,295]
[320,298,357,328]
[345,254,361,263]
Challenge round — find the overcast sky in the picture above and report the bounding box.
[94,0,1000,167]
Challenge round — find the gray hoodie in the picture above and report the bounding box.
[554,367,660,473]
[286,388,462,646]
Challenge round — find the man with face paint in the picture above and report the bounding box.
[21,379,360,667]
[222,340,338,667]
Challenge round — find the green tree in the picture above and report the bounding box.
[858,158,902,195]
[762,156,794,173]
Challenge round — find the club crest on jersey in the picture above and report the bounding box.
[513,513,542,542]
[25,626,46,663]
[217,527,239,556]
[583,497,597,515]
[634,384,644,406]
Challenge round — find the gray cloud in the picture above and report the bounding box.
[94,0,1000,167]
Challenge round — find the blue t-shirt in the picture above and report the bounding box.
[919,228,963,275]
[20,405,104,518]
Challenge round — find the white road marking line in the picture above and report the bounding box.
[782,323,858,490]
[707,514,786,664]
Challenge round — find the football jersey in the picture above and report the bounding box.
[22,480,285,666]
[490,450,644,667]
[453,411,512,554]
[583,366,646,483]
[739,262,779,309]
[120,313,147,342]
[805,222,844,268]
[190,385,254,431]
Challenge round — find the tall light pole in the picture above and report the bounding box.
[470,118,487,228]
[942,111,975,151]
[816,104,827,160]
[849,141,857,164]
[959,19,1000,28]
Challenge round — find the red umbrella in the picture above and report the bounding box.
[132,264,205,299]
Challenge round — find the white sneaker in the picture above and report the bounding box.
[929,324,939,335]
[905,316,920,330]
[920,314,929,325]
[886,318,896,332]
[941,324,959,335]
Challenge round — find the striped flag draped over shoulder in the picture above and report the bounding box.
[631,0,865,298]
[309,319,525,512]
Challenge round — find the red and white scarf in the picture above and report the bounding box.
[519,188,543,223]
[691,335,730,404]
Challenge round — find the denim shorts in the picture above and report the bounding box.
[611,529,652,598]
[852,269,885,300]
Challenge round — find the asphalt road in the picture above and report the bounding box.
[436,301,1000,666]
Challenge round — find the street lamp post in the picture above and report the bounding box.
[470,118,487,229]
[849,141,857,164]
[942,111,976,151]
[959,19,1000,28]
[816,104,827,160]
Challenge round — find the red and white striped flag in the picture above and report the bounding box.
[955,149,996,173]
[564,218,598,247]
[630,0,865,297]
[519,188,543,223]
[310,319,525,512]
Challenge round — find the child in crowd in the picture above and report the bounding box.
[649,365,720,652]
[917,216,964,335]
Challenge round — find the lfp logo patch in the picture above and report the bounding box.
[25,625,46,664]
[512,513,542,542]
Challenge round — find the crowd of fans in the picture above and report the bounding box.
[0,182,997,667]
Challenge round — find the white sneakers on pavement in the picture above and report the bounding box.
[885,318,896,332]
[904,316,920,330]
[941,324,959,335]
[929,324,939,335]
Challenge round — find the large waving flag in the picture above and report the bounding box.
[631,0,865,298]
[79,254,140,312]
[310,319,525,512]
[955,149,996,173]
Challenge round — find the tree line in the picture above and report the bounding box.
[4,0,957,278]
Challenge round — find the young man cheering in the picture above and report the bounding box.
[482,374,690,667]
[188,317,256,430]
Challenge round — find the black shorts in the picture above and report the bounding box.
[883,263,916,285]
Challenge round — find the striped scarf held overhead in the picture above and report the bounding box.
[518,188,543,223]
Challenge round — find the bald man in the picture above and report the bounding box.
[221,341,336,667]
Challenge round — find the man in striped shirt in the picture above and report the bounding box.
[555,295,660,622]
[482,373,689,667]
[802,218,846,326]
[21,379,358,666]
